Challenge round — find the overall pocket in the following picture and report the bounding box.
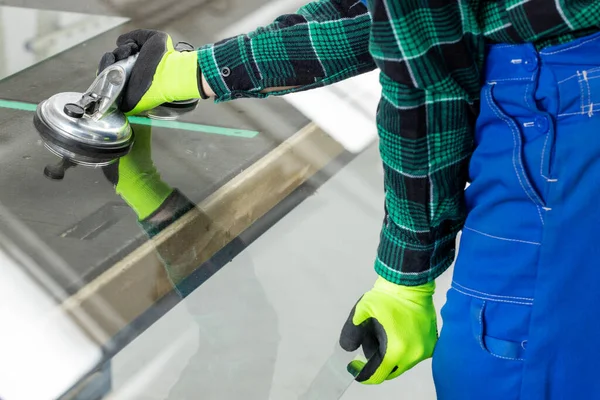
[470,295,531,361]
[433,288,530,399]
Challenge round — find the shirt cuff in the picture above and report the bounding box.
[374,223,461,286]
[198,41,267,102]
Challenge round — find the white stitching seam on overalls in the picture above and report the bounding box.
[452,286,534,306]
[463,226,541,246]
[485,85,546,226]
[453,280,535,301]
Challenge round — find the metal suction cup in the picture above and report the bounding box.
[34,41,197,180]
[34,92,134,175]
[33,53,138,179]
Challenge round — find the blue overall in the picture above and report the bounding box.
[432,33,600,399]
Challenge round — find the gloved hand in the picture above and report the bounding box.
[98,29,201,116]
[102,124,173,221]
[340,277,437,384]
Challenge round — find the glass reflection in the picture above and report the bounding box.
[103,124,279,399]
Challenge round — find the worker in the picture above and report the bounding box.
[99,0,600,398]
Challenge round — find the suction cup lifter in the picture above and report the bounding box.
[65,53,138,122]
[34,42,199,181]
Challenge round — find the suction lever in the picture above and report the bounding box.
[64,93,100,119]
[43,158,76,181]
[65,42,195,122]
[175,41,194,52]
[64,54,139,122]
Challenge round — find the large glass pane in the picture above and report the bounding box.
[0,2,449,399]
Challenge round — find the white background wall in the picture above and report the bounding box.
[0,6,126,81]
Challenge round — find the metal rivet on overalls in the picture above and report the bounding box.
[523,56,538,72]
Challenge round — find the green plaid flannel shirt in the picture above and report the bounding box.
[198,0,600,285]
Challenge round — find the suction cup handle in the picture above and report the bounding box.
[77,42,192,120]
[77,53,139,120]
[175,41,194,52]
[111,53,139,81]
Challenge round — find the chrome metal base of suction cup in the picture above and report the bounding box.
[42,142,116,168]
[34,99,134,180]
[34,100,134,166]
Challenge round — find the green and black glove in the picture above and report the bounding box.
[102,124,195,235]
[102,124,197,296]
[102,124,173,221]
[340,278,438,384]
[98,29,202,116]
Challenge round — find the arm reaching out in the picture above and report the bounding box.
[98,0,374,115]
[199,0,375,101]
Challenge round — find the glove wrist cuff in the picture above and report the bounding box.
[165,50,202,101]
[374,277,435,297]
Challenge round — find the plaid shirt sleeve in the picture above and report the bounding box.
[367,1,484,285]
[198,0,600,286]
[198,0,375,102]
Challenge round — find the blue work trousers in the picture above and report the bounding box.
[433,32,600,399]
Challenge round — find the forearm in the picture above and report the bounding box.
[198,0,374,102]
[368,0,484,285]
[375,77,475,286]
